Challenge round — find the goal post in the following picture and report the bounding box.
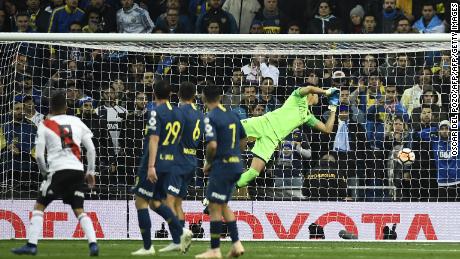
[0,33,457,241]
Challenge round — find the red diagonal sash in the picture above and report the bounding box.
[43,119,81,161]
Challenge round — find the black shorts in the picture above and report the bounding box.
[37,170,87,209]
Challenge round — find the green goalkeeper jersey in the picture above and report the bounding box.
[264,88,319,140]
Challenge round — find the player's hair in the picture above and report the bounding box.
[202,82,221,103]
[50,90,67,113]
[154,80,171,99]
[179,81,196,101]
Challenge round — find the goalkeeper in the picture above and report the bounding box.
[236,85,340,188]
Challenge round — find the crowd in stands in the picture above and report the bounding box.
[0,0,453,34]
[0,0,457,203]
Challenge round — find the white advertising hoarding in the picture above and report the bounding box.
[1,201,458,240]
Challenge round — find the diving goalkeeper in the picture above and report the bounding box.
[236,86,340,188]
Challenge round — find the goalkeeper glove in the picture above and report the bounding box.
[328,91,340,106]
[325,87,339,97]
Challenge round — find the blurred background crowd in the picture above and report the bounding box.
[0,0,456,203]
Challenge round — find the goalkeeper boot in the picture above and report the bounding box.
[89,242,99,256]
[159,243,181,252]
[131,246,155,256]
[195,248,222,259]
[180,228,193,253]
[226,241,245,258]
[11,243,37,255]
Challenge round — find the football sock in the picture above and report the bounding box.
[210,221,223,249]
[27,210,44,245]
[237,168,259,188]
[227,221,239,243]
[78,213,97,244]
[154,205,182,244]
[137,209,152,250]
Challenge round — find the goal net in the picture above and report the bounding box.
[0,34,457,240]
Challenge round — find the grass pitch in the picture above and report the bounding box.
[0,240,459,259]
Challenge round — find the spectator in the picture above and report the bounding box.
[155,7,193,33]
[285,21,302,34]
[77,96,115,186]
[419,121,460,201]
[125,55,146,92]
[188,0,208,22]
[356,54,378,78]
[258,77,281,112]
[14,12,34,32]
[15,53,29,75]
[119,92,147,186]
[14,73,41,108]
[323,105,367,199]
[48,0,86,33]
[307,0,342,34]
[196,53,226,86]
[241,55,279,86]
[280,58,308,98]
[273,128,311,199]
[401,67,441,117]
[0,102,38,197]
[321,55,339,87]
[82,8,103,33]
[195,0,238,33]
[348,4,364,33]
[361,13,378,33]
[249,20,264,34]
[232,84,257,120]
[167,57,196,99]
[410,86,446,124]
[65,80,85,115]
[25,0,51,32]
[378,0,405,33]
[0,8,12,32]
[222,0,261,34]
[382,53,416,96]
[394,17,418,33]
[222,68,244,108]
[303,154,348,201]
[45,0,65,14]
[413,2,445,33]
[86,0,117,32]
[366,81,409,150]
[250,102,266,117]
[383,115,413,200]
[116,0,154,33]
[69,20,82,32]
[412,104,439,132]
[95,85,128,155]
[252,0,287,34]
[22,95,44,127]
[206,19,221,33]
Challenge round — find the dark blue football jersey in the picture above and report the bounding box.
[138,101,184,174]
[204,104,246,165]
[176,103,205,167]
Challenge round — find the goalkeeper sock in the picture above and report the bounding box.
[227,221,239,243]
[137,209,152,250]
[210,221,223,249]
[237,168,260,188]
[179,220,185,228]
[154,205,182,244]
[28,210,44,245]
[78,213,97,244]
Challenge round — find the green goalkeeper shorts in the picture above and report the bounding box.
[241,116,279,163]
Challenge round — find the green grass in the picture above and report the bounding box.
[1,240,460,259]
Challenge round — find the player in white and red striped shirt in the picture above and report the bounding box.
[12,90,99,256]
